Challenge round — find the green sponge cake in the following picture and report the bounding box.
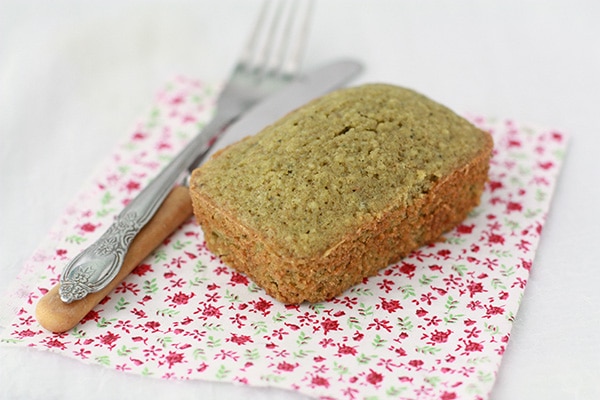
[189,84,493,303]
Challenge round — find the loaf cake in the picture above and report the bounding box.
[189,84,493,304]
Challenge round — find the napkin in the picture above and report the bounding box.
[0,76,568,400]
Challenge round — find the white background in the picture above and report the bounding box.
[1,0,599,399]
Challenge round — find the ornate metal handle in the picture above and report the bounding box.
[59,113,232,303]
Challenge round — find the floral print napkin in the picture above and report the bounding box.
[0,76,568,400]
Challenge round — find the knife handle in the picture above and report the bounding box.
[36,185,194,333]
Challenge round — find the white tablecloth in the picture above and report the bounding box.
[1,1,599,399]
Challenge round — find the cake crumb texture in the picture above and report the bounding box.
[190,84,493,303]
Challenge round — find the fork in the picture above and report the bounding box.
[57,0,314,304]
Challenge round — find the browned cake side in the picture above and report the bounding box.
[190,84,493,304]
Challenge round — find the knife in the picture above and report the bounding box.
[35,59,363,332]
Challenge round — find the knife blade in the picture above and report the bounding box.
[192,59,363,167]
[35,58,363,333]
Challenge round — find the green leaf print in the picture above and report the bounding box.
[215,365,230,380]
[356,353,376,364]
[153,248,167,262]
[143,278,159,294]
[425,376,441,387]
[97,317,116,328]
[65,235,86,245]
[100,191,114,205]
[95,355,111,366]
[358,303,374,317]
[371,334,387,348]
[500,264,515,278]
[156,308,179,317]
[114,297,129,312]
[443,313,464,325]
[491,278,507,290]
[117,345,137,357]
[272,312,292,323]
[444,296,459,313]
[293,349,314,359]
[397,316,414,331]
[260,374,286,383]
[207,335,222,348]
[193,348,207,361]
[416,345,441,355]
[157,336,173,348]
[251,321,268,335]
[452,264,468,277]
[400,284,416,299]
[418,274,438,286]
[333,361,349,376]
[202,322,224,332]
[296,331,311,346]
[244,348,260,361]
[347,316,362,330]
[172,240,191,250]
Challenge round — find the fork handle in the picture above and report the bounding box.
[58,113,232,304]
[36,185,194,333]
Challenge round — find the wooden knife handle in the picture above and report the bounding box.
[35,185,194,333]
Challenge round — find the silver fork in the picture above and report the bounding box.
[58,0,314,303]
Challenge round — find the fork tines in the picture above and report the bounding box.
[240,0,314,79]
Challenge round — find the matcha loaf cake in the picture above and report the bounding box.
[190,84,493,304]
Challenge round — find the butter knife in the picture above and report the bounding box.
[36,59,363,332]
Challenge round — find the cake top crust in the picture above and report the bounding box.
[191,84,491,258]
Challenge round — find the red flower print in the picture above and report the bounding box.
[144,321,161,332]
[14,329,37,339]
[277,361,298,372]
[164,351,185,368]
[366,369,384,385]
[367,318,393,332]
[455,224,474,234]
[336,343,358,357]
[98,331,120,348]
[538,161,554,170]
[321,317,341,335]
[56,248,67,257]
[352,331,364,341]
[310,375,330,388]
[488,180,503,192]
[441,391,458,400]
[399,262,417,277]
[392,346,407,356]
[379,297,403,313]
[170,291,194,306]
[416,308,428,317]
[115,281,140,295]
[377,278,395,293]
[251,297,273,316]
[125,180,140,193]
[43,337,67,350]
[229,271,249,286]
[429,329,452,344]
[485,232,505,245]
[80,222,97,233]
[484,305,505,318]
[408,359,424,368]
[463,340,484,353]
[466,280,486,298]
[132,131,147,140]
[506,201,523,213]
[80,309,101,324]
[132,263,153,276]
[196,303,223,319]
[521,259,532,270]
